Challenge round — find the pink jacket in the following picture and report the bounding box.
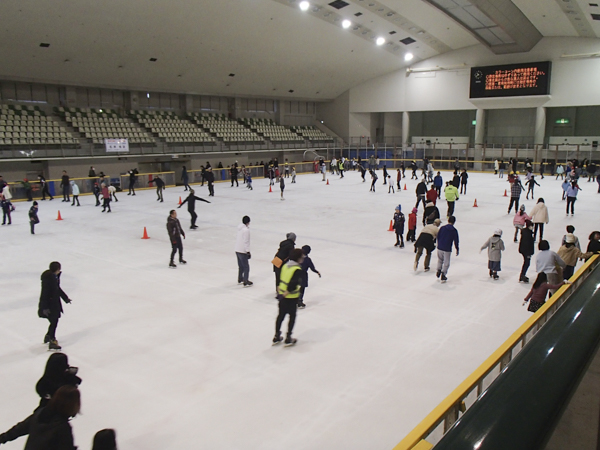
[513,212,531,227]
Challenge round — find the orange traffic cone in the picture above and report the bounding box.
[503,189,507,197]
[326,179,329,185]
[269,185,272,193]
[473,199,478,207]
[178,196,182,205]
[404,184,407,190]
[56,211,63,221]
[141,227,150,240]
[388,220,394,231]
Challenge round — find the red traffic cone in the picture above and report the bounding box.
[56,211,63,221]
[404,184,407,190]
[178,196,182,205]
[388,220,394,231]
[141,227,150,240]
[269,185,272,193]
[473,199,478,207]
[503,189,507,197]
[326,179,329,185]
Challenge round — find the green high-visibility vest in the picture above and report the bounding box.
[278,264,301,298]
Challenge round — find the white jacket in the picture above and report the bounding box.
[71,183,80,196]
[2,185,12,200]
[235,223,251,253]
[530,202,549,224]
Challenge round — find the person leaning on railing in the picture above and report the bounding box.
[523,272,571,313]
[535,240,565,295]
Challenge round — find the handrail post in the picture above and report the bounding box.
[443,405,460,433]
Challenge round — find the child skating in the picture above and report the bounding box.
[298,245,321,308]
[29,201,39,234]
[480,229,505,280]
[291,167,296,183]
[513,205,531,242]
[70,181,80,206]
[407,207,417,242]
[280,176,285,200]
[388,176,395,193]
[246,173,253,190]
[393,205,405,248]
[525,175,540,200]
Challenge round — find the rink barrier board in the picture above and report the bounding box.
[393,254,600,450]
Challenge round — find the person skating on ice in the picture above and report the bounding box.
[393,205,405,248]
[427,162,434,183]
[382,165,388,184]
[38,261,72,350]
[127,168,138,195]
[60,171,70,202]
[494,159,499,175]
[167,210,186,268]
[235,216,252,286]
[338,159,344,178]
[530,198,549,241]
[291,167,297,183]
[414,218,441,272]
[35,353,81,411]
[518,220,535,283]
[273,248,305,346]
[21,178,33,202]
[272,232,296,290]
[298,245,321,308]
[423,201,440,227]
[29,201,39,234]
[426,184,437,206]
[246,173,253,190]
[280,176,285,200]
[525,175,540,200]
[284,159,290,178]
[480,229,505,280]
[181,166,190,191]
[230,163,239,187]
[433,172,443,198]
[459,169,468,195]
[369,169,378,192]
[535,240,565,296]
[436,216,459,283]
[1,194,11,225]
[37,175,52,201]
[205,167,215,197]
[513,204,531,242]
[507,174,524,214]
[108,184,117,202]
[153,176,165,202]
[70,181,80,206]
[555,164,564,180]
[400,161,406,177]
[444,181,459,218]
[565,181,581,215]
[407,208,417,242]
[388,176,395,193]
[179,189,210,229]
[451,171,460,189]
[523,273,570,313]
[561,225,581,250]
[358,163,366,182]
[396,169,402,190]
[101,184,111,213]
[415,179,427,210]
[410,161,418,180]
[1,183,14,211]
[557,234,592,280]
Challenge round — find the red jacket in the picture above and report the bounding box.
[408,212,417,229]
[426,188,437,205]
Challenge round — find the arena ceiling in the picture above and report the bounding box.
[0,0,598,100]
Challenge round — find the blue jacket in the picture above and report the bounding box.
[301,256,318,287]
[437,224,459,252]
[433,175,443,187]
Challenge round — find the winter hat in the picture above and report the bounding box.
[286,232,297,242]
[302,245,311,255]
[565,233,576,244]
[33,201,38,206]
[519,204,526,211]
[494,228,503,236]
[433,219,442,226]
[412,208,418,213]
[395,205,401,211]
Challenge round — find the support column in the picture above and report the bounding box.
[475,108,486,147]
[535,106,546,146]
[402,111,410,146]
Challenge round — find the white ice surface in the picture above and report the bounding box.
[0,170,598,450]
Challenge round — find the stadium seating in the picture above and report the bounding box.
[131,110,215,144]
[57,107,155,145]
[0,104,78,146]
[188,113,263,144]
[291,126,334,143]
[242,118,304,142]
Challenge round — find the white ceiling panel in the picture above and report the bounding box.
[512,0,579,37]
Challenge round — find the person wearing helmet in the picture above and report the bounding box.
[480,229,505,280]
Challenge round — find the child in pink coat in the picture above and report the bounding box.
[513,204,531,242]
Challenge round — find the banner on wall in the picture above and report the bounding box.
[105,138,129,152]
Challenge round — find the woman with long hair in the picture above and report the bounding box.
[523,273,569,313]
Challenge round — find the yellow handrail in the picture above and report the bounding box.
[393,254,599,450]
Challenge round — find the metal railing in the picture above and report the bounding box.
[393,255,600,450]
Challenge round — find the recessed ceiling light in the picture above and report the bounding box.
[289,89,295,93]
[404,52,414,61]
[146,93,150,98]
[417,31,425,35]
[299,1,310,11]
[229,73,235,77]
[342,19,352,28]
[149,58,157,62]
[389,30,397,35]
[354,12,363,16]
[39,43,50,48]
[376,37,385,45]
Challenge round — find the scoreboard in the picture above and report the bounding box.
[470,61,551,99]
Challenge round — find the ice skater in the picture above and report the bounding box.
[523,273,569,313]
[29,201,39,234]
[480,229,505,280]
[181,166,190,191]
[535,240,565,296]
[565,181,581,215]
[38,261,72,350]
[272,232,296,290]
[415,180,427,210]
[393,205,405,248]
[70,181,80,206]
[298,245,321,308]
[179,189,210,229]
[459,169,468,195]
[433,172,443,198]
[231,164,239,187]
[338,159,344,178]
[507,176,524,213]
[557,233,592,280]
[407,207,417,242]
[436,216,459,283]
[60,171,70,202]
[388,176,395,193]
[382,165,388,184]
[284,159,290,178]
[280,176,285,200]
[513,205,531,242]
[562,225,581,250]
[273,248,304,346]
[369,170,378,192]
[396,169,402,190]
[1,194,12,225]
[35,353,82,411]
[167,210,186,268]
[359,163,366,182]
[235,216,252,286]
[206,168,215,196]
[246,173,253,190]
[93,182,101,206]
[153,176,165,202]
[530,198,549,241]
[555,164,564,180]
[525,175,540,200]
[444,181,459,217]
[518,220,535,283]
[108,184,118,202]
[127,169,138,195]
[423,201,440,227]
[291,167,297,183]
[414,218,441,272]
[101,184,111,213]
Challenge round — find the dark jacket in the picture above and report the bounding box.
[423,204,440,225]
[587,239,600,254]
[38,271,70,319]
[433,175,443,187]
[393,211,405,232]
[460,172,468,184]
[36,373,81,411]
[205,171,215,184]
[301,256,318,287]
[29,206,39,223]
[451,175,460,188]
[416,182,427,196]
[275,239,295,265]
[0,407,76,450]
[415,231,436,252]
[180,194,209,212]
[437,224,459,253]
[519,228,535,257]
[167,216,185,242]
[60,175,69,188]
[153,177,165,189]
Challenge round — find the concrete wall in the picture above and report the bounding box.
[316,90,350,139]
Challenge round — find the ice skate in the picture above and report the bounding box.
[48,340,61,350]
[424,267,430,272]
[43,335,51,344]
[243,281,253,287]
[284,336,297,347]
[169,261,177,268]
[179,259,187,265]
[298,302,306,309]
[440,274,447,283]
[520,276,529,283]
[272,333,283,345]
[436,270,441,278]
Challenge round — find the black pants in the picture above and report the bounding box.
[111,193,118,202]
[564,265,575,280]
[435,186,441,198]
[566,196,576,214]
[370,180,376,192]
[157,187,163,202]
[30,217,39,234]
[128,181,135,195]
[526,187,534,199]
[534,223,544,241]
[447,200,455,217]
[460,183,467,195]
[94,192,100,206]
[42,185,52,200]
[26,189,32,201]
[183,179,189,191]
[189,210,197,228]
[231,176,238,187]
[275,299,297,336]
[520,254,531,279]
[171,240,183,263]
[46,316,59,340]
[411,171,418,180]
[274,266,282,288]
[62,186,69,201]
[395,231,404,246]
[102,198,111,212]
[415,196,426,210]
[208,182,214,196]
[71,195,80,206]
[340,169,344,178]
[406,229,416,242]
[2,210,11,224]
[508,197,520,213]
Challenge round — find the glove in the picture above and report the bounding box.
[42,309,51,318]
[456,250,460,256]
[318,272,322,278]
[65,298,72,304]
[247,252,251,259]
[182,234,186,239]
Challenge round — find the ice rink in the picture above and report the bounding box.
[1,168,599,449]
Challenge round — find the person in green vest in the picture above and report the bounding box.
[444,181,459,218]
[273,248,304,347]
[338,159,344,178]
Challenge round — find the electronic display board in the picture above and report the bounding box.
[470,61,551,98]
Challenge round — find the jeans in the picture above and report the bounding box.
[189,210,198,228]
[171,239,183,262]
[46,316,59,340]
[508,197,520,213]
[415,195,426,210]
[157,187,163,201]
[566,196,576,214]
[62,186,69,201]
[275,299,297,336]
[236,252,250,283]
[437,250,452,275]
[415,247,432,269]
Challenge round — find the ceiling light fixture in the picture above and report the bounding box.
[299,1,310,11]
[376,37,385,45]
[342,19,352,28]
[404,52,414,61]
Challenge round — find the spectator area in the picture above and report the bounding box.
[0,104,78,146]
[188,112,263,144]
[131,110,215,144]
